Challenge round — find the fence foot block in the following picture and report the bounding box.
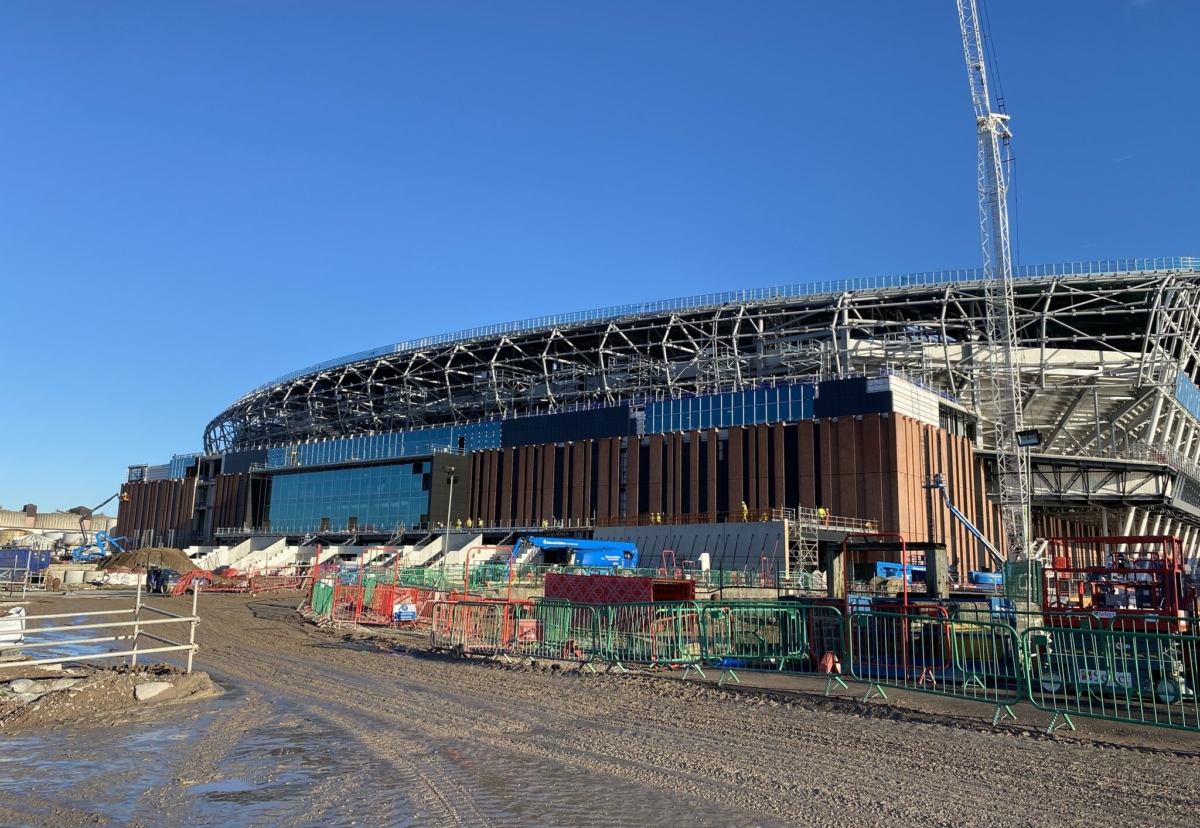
[824,675,848,696]
[718,669,739,687]
[864,684,887,702]
[1046,712,1076,734]
[991,704,1017,726]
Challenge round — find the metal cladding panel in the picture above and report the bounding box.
[540,444,555,522]
[647,435,663,514]
[221,450,268,475]
[117,477,198,547]
[570,443,586,520]
[582,442,594,522]
[909,419,930,542]
[212,473,249,531]
[706,429,719,516]
[595,521,786,572]
[689,434,701,516]
[676,432,686,508]
[798,421,816,509]
[862,415,885,526]
[543,572,654,604]
[756,424,770,509]
[773,423,786,511]
[819,421,836,514]
[596,439,612,520]
[144,464,170,482]
[625,439,640,519]
[900,417,922,541]
[466,454,479,521]
[500,405,635,448]
[483,451,496,525]
[745,426,757,510]
[499,448,514,524]
[837,418,859,519]
[523,445,534,524]
[609,439,621,518]
[881,416,900,534]
[727,427,744,514]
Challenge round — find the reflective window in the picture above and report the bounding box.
[643,382,814,434]
[266,462,431,533]
[267,420,502,468]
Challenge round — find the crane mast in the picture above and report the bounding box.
[956,0,1030,560]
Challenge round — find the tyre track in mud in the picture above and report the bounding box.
[7,593,1200,828]
[215,597,1200,828]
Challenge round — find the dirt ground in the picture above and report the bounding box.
[0,591,1197,828]
[0,663,217,731]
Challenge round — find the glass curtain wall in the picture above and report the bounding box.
[266,461,432,534]
[643,383,814,434]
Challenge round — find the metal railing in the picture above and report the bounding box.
[423,596,1200,734]
[241,257,1199,400]
[0,583,201,673]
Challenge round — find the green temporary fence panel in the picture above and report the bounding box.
[700,603,809,668]
[596,602,703,670]
[311,580,335,617]
[1023,625,1200,733]
[695,601,850,691]
[513,602,601,665]
[848,610,1022,723]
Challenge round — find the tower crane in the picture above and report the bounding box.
[955,1,1031,560]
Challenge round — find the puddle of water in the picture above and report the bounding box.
[190,778,253,794]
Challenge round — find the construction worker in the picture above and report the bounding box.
[818,506,829,525]
[740,501,748,522]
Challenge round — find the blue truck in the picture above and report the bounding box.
[518,536,639,569]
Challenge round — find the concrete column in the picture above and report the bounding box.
[1121,507,1139,537]
[1142,508,1161,535]
[825,543,845,600]
[924,546,951,600]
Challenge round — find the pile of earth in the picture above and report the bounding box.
[0,663,217,731]
[98,547,201,574]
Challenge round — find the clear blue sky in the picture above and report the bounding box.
[1,1,1195,513]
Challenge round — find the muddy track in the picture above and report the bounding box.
[2,593,1198,827]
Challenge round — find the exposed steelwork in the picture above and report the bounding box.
[206,261,1200,463]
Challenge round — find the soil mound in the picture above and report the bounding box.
[99,547,200,573]
[0,664,217,732]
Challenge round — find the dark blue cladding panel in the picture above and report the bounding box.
[501,406,636,447]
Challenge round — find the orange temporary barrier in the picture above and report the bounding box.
[171,570,250,596]
[250,565,313,593]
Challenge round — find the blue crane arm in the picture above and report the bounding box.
[928,475,1005,567]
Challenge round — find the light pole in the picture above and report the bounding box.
[442,465,457,571]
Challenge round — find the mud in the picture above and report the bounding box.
[0,592,1197,827]
[0,664,217,731]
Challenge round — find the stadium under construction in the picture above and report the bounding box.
[116,256,1200,580]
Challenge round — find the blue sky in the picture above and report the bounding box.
[1,1,1195,513]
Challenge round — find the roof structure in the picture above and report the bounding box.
[205,258,1200,478]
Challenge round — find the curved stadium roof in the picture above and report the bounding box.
[205,257,1199,453]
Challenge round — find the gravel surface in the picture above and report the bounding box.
[0,592,1196,827]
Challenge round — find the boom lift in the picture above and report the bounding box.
[69,492,130,562]
[926,473,1005,568]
